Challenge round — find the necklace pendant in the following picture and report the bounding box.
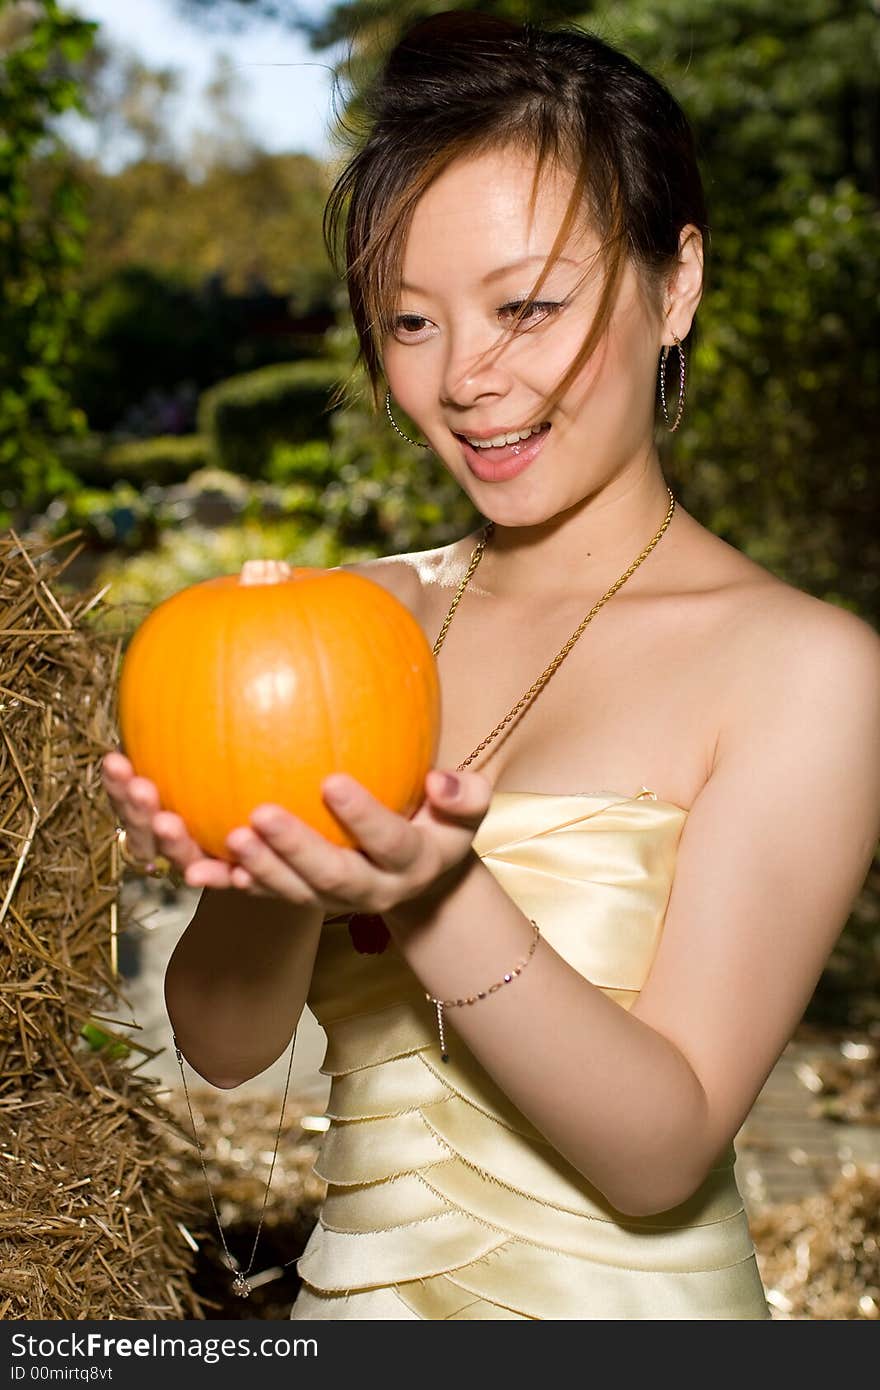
[231,1273,251,1298]
[348,912,390,954]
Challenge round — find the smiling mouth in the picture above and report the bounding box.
[454,423,551,448]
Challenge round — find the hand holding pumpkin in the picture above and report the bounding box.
[112,557,482,908]
[102,751,249,891]
[196,765,493,914]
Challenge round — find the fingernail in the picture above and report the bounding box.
[442,773,460,797]
[228,829,256,853]
[325,778,351,805]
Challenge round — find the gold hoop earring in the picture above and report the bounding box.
[659,334,686,432]
[385,390,433,450]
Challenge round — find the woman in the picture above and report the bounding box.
[104,13,880,1319]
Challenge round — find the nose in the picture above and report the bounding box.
[440,322,513,412]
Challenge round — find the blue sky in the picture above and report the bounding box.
[66,0,338,169]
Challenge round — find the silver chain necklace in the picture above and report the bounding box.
[173,1030,298,1298]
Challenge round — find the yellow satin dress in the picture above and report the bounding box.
[289,788,771,1320]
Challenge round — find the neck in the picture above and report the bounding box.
[474,474,675,605]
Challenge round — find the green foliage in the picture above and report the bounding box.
[44,480,159,550]
[677,173,879,614]
[71,262,327,431]
[320,401,482,551]
[0,0,97,522]
[77,151,337,306]
[51,431,208,489]
[79,1022,130,1060]
[74,266,218,430]
[102,434,210,486]
[266,419,481,550]
[197,358,342,477]
[267,439,337,487]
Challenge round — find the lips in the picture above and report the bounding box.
[456,423,552,482]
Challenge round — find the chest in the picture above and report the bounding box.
[413,577,732,812]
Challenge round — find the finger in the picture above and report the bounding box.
[318,776,417,873]
[101,753,133,820]
[227,814,367,908]
[425,769,494,822]
[102,752,133,783]
[180,857,236,889]
[121,776,164,855]
[152,810,226,875]
[105,770,163,862]
[184,855,274,897]
[103,756,271,895]
[228,863,270,895]
[149,812,266,893]
[157,834,271,896]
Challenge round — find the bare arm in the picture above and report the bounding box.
[385,603,880,1217]
[164,888,323,1088]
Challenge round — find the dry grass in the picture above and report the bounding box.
[0,528,209,1318]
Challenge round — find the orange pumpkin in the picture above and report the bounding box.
[117,560,441,860]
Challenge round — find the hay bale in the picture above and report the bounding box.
[0,528,209,1318]
[0,1066,208,1318]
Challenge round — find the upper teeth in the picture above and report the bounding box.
[463,423,548,448]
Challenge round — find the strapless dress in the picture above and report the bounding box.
[289,788,771,1320]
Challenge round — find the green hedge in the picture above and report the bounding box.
[104,434,209,485]
[198,359,341,478]
[267,439,336,487]
[56,433,209,489]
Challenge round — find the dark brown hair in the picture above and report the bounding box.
[323,10,709,429]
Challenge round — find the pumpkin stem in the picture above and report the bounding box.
[239,560,294,586]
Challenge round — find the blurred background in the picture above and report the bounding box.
[2,0,879,1319]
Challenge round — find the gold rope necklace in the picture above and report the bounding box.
[348,484,676,951]
[177,484,676,1296]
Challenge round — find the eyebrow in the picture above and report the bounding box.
[400,254,580,294]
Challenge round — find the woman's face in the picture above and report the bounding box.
[382,145,674,526]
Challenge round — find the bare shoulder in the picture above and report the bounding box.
[332,535,469,617]
[706,552,880,853]
[724,563,880,723]
[790,587,880,674]
[669,510,880,726]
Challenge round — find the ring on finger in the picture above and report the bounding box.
[115,826,176,880]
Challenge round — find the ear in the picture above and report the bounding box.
[664,223,704,344]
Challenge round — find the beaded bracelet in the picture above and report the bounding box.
[425,918,541,1062]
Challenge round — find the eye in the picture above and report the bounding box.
[498,299,564,325]
[393,314,431,339]
[391,299,564,342]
